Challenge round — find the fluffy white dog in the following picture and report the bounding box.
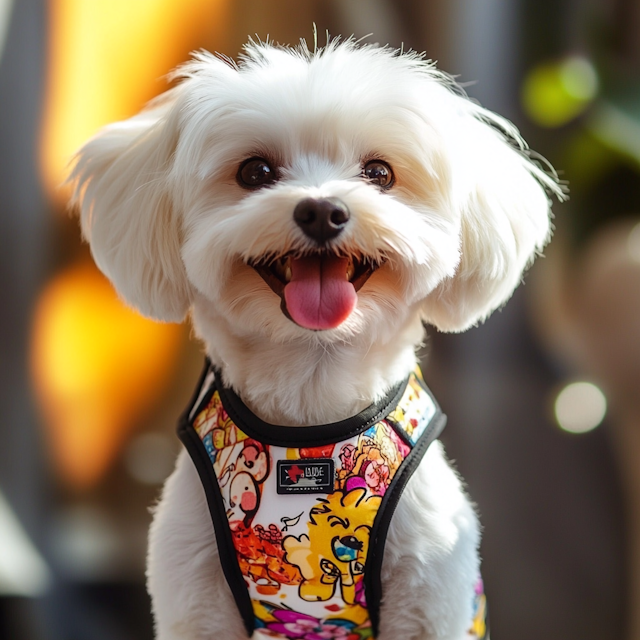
[70,39,560,640]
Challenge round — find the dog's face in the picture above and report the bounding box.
[176,47,463,346]
[71,41,559,347]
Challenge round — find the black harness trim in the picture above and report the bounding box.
[365,404,447,635]
[215,368,409,447]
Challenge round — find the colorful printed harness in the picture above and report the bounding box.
[178,361,488,639]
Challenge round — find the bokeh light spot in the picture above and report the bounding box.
[554,382,607,433]
[522,56,598,128]
[560,57,598,101]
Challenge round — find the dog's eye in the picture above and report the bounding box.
[363,160,394,189]
[237,157,277,189]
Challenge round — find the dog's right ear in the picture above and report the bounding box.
[69,91,191,322]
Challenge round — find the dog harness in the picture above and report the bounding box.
[178,360,488,640]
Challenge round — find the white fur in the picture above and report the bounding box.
[70,39,560,639]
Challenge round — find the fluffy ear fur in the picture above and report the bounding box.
[69,93,191,322]
[421,108,562,332]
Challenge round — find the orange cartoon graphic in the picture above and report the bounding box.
[282,488,381,605]
[232,524,302,595]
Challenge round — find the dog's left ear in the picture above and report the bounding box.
[421,107,562,332]
[69,91,191,322]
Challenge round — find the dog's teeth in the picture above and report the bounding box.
[284,264,292,282]
[346,260,355,281]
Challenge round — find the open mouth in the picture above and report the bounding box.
[249,252,381,330]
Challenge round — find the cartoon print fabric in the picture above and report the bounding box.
[186,368,487,640]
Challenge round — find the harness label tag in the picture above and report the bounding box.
[276,459,335,494]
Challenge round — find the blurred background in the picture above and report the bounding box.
[1,0,639,638]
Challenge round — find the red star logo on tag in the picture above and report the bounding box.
[287,465,304,483]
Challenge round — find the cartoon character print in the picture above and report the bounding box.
[386,373,435,445]
[282,488,381,606]
[194,392,271,529]
[215,438,270,531]
[468,577,488,639]
[336,424,409,496]
[255,601,374,640]
[194,390,244,463]
[193,394,303,593]
[233,524,302,595]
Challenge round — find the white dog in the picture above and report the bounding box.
[70,39,560,640]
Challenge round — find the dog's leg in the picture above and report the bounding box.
[147,450,248,640]
[377,442,481,640]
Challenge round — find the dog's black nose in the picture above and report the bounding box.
[293,197,350,244]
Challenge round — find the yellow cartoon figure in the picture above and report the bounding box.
[283,488,381,606]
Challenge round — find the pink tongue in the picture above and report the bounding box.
[284,255,357,330]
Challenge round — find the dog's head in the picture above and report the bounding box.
[70,39,560,347]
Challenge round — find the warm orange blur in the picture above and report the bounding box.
[34,0,231,489]
[40,0,229,202]
[31,262,183,490]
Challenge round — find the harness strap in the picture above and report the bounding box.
[178,359,448,638]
